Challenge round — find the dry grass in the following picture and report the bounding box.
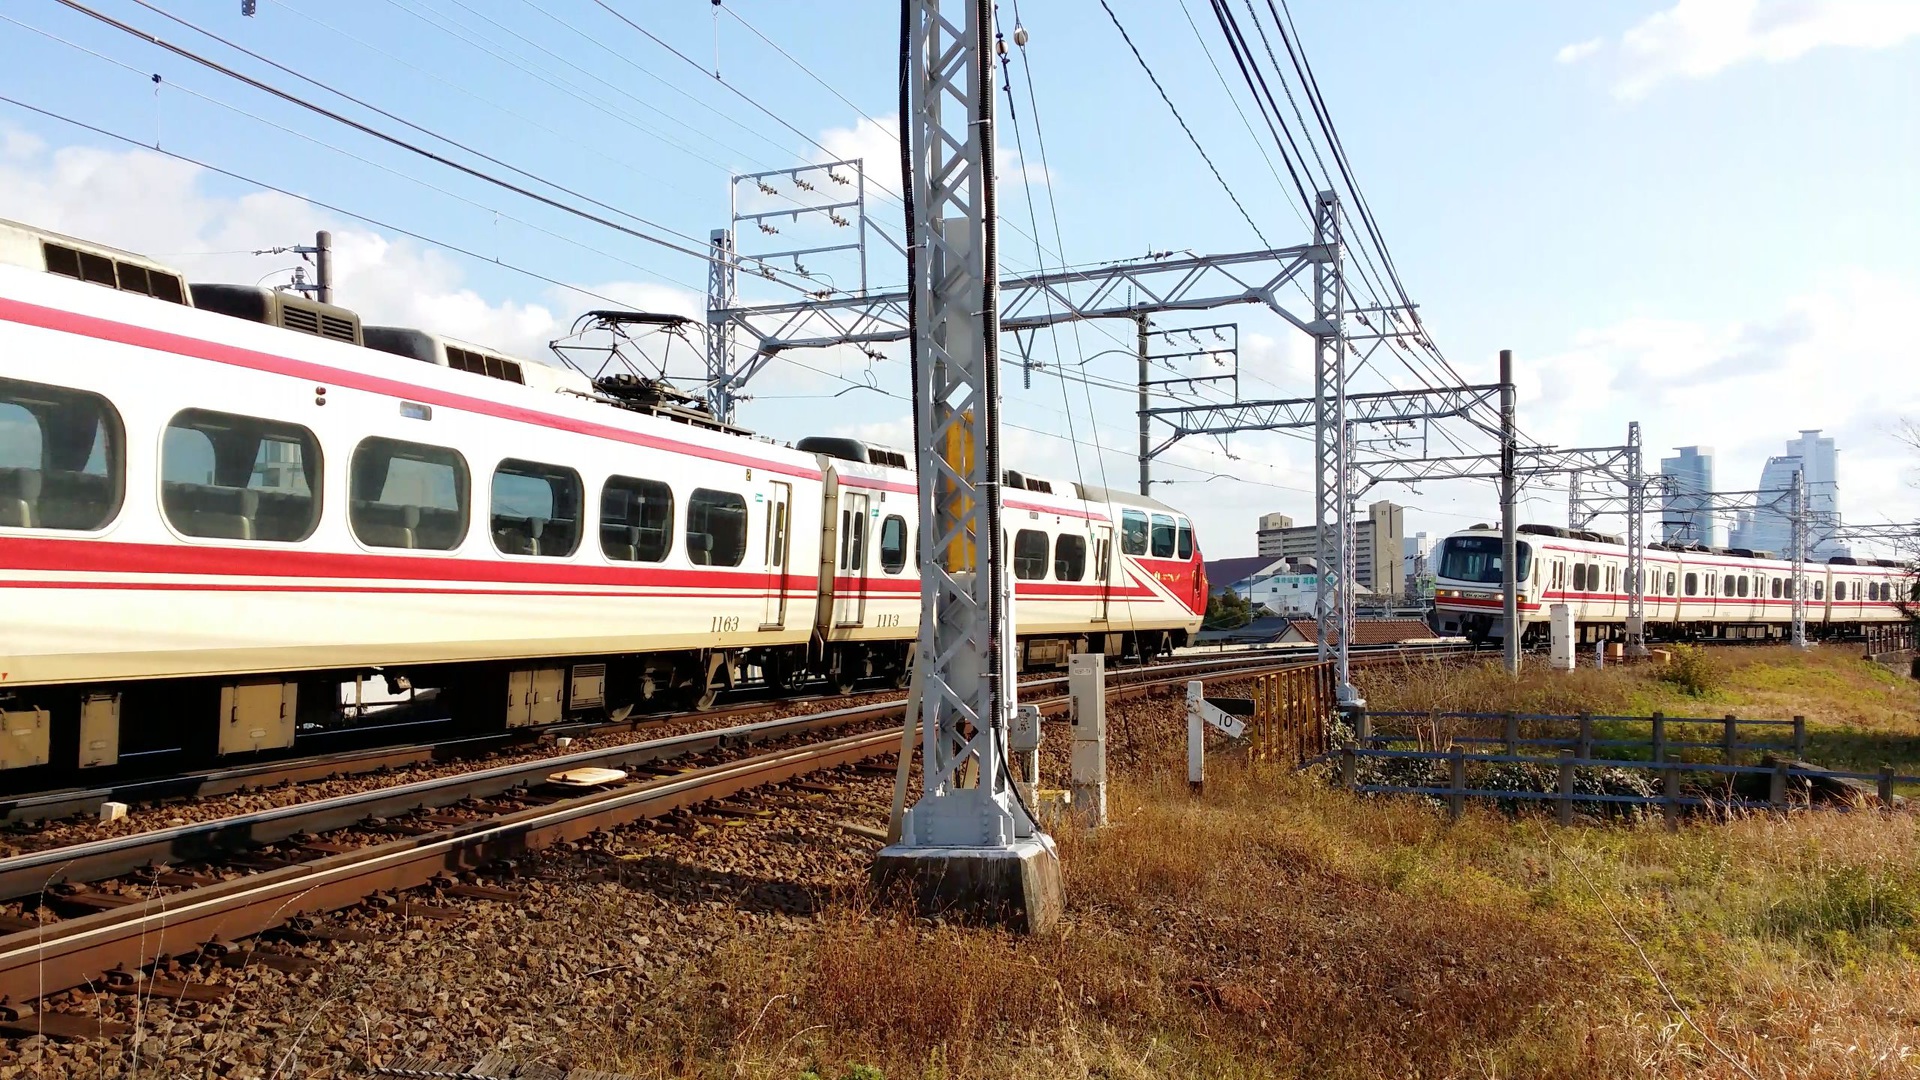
[610,763,1920,1079]
[598,648,1920,1079]
[1358,645,1920,776]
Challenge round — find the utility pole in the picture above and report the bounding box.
[1136,313,1150,496]
[1790,468,1809,649]
[706,229,737,419]
[1625,421,1647,657]
[1567,470,1583,530]
[255,231,333,303]
[313,230,332,305]
[873,0,1061,933]
[1500,348,1519,677]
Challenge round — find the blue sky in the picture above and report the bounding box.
[2,0,1916,557]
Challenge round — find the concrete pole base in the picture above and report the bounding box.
[870,837,1065,934]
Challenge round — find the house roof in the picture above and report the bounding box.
[1193,614,1300,644]
[1279,617,1440,646]
[1204,556,1285,592]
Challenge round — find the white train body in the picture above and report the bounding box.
[0,220,1204,775]
[1432,525,1911,643]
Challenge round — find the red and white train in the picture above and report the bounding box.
[0,219,1204,778]
[1432,524,1912,644]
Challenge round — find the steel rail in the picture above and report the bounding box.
[0,643,1472,1005]
[0,727,896,1005]
[2,643,1470,823]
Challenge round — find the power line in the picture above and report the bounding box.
[1095,0,1272,248]
[2,11,708,296]
[0,92,648,313]
[55,0,827,295]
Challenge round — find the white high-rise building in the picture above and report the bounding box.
[1729,430,1846,558]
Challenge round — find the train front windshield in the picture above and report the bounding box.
[1437,536,1530,584]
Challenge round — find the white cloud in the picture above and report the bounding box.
[1515,269,1920,533]
[0,128,725,369]
[1556,37,1605,64]
[1558,0,1920,98]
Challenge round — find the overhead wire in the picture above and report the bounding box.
[258,0,717,207]
[0,93,654,314]
[1095,0,1272,248]
[1,11,710,296]
[581,0,1063,277]
[51,0,846,298]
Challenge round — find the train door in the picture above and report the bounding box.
[1092,524,1114,623]
[761,481,792,630]
[834,491,870,627]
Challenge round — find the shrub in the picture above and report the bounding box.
[1656,644,1723,697]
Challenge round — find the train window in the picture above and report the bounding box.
[1176,520,1193,559]
[1572,563,1585,591]
[1835,582,1846,601]
[1013,529,1049,580]
[349,437,468,550]
[1587,564,1599,592]
[879,515,908,574]
[489,459,581,557]
[1055,533,1087,581]
[688,488,749,567]
[1815,581,1824,600]
[162,409,321,543]
[1720,574,1733,597]
[1769,578,1781,599]
[599,476,672,562]
[0,376,124,532]
[1735,576,1748,598]
[1784,579,1795,600]
[1121,510,1148,556]
[1684,572,1698,596]
[1150,514,1176,558]
[1666,572,1676,596]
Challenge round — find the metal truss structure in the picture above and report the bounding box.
[730,158,881,294]
[706,242,1322,423]
[1141,383,1503,457]
[891,0,1030,850]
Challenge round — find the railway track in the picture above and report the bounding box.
[1,643,1472,825]
[0,642,1472,1023]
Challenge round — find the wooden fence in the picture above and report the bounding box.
[1246,661,1336,767]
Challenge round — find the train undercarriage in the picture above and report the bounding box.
[0,628,1186,794]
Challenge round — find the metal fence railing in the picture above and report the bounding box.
[1317,709,1911,824]
[1357,709,1808,765]
[1333,744,1910,824]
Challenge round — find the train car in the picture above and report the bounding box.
[0,218,1202,783]
[788,439,1207,690]
[1431,523,1911,644]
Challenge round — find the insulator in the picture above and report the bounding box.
[996,37,1008,57]
[757,181,777,195]
[759,222,779,235]
[1014,23,1029,46]
[829,171,850,184]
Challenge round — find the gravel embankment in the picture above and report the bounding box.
[1,683,1204,1079]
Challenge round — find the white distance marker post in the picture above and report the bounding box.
[1068,653,1107,826]
[1187,680,1205,792]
